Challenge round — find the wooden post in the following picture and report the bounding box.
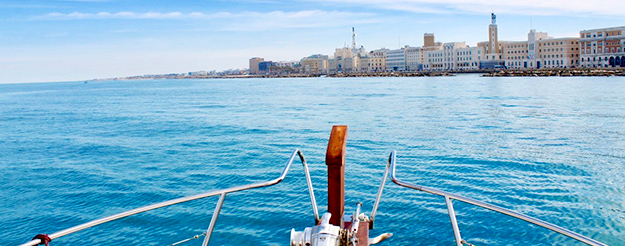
[326,125,347,227]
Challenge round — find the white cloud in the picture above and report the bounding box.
[36,10,378,31]
[38,9,374,20]
[41,11,189,20]
[309,0,625,16]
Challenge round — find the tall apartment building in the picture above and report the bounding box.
[249,57,264,74]
[579,26,625,68]
[424,33,435,47]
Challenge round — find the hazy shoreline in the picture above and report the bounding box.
[94,68,625,81]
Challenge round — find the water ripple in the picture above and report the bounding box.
[1,77,624,245]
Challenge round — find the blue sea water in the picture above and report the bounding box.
[1,75,624,245]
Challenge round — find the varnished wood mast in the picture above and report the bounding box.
[326,125,347,227]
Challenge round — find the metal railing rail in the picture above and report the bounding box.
[371,150,607,246]
[20,149,320,246]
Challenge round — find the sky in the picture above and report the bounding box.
[1,0,624,84]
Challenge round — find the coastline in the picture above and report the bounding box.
[482,68,625,77]
[94,68,625,82]
[94,71,455,81]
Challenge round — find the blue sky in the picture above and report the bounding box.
[1,0,624,83]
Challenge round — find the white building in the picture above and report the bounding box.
[424,49,444,71]
[442,42,467,70]
[455,46,483,70]
[405,46,422,71]
[386,48,406,71]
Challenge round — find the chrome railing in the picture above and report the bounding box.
[20,149,320,246]
[371,150,607,246]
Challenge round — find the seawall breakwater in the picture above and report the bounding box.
[483,68,625,77]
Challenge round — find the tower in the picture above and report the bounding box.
[249,57,264,75]
[351,27,357,51]
[488,13,499,54]
[424,33,435,47]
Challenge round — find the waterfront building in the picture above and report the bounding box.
[424,48,444,70]
[537,37,580,69]
[405,46,423,71]
[386,48,406,71]
[288,13,616,74]
[258,61,275,74]
[329,27,368,73]
[188,71,208,76]
[333,48,368,73]
[301,55,329,74]
[274,61,299,68]
[249,57,264,74]
[442,42,467,70]
[579,26,625,68]
[503,30,579,69]
[503,41,530,69]
[526,30,550,68]
[370,48,388,72]
[455,46,483,70]
[421,33,444,71]
[358,49,386,73]
[327,58,337,74]
[332,47,356,73]
[477,40,505,69]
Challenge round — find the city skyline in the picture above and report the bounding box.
[2,0,625,84]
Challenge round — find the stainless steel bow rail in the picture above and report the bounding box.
[19,149,320,246]
[370,150,608,246]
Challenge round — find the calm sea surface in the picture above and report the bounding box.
[1,75,624,245]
